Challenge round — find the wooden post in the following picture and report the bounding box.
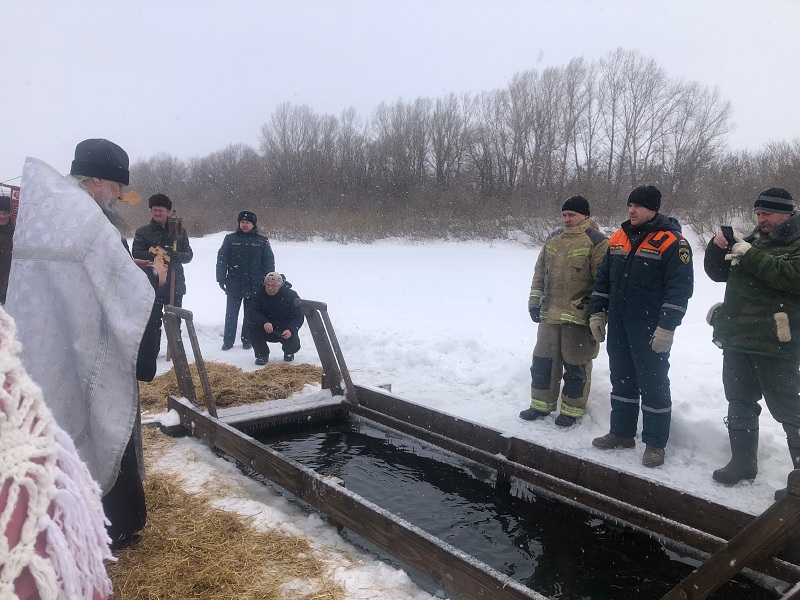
[163,305,217,418]
[165,212,183,362]
[297,299,343,396]
[296,299,358,405]
[661,469,800,600]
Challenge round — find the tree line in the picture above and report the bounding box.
[125,48,800,243]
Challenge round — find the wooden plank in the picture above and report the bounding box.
[318,307,358,405]
[299,304,343,396]
[215,396,344,423]
[162,309,197,406]
[164,306,217,417]
[167,396,546,600]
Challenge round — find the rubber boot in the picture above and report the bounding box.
[712,418,759,485]
[774,443,800,501]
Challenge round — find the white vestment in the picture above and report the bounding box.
[6,157,154,494]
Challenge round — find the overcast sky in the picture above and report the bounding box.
[2,0,799,187]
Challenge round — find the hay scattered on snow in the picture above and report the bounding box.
[107,428,346,600]
[140,361,324,413]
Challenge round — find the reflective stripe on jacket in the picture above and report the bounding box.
[529,219,608,326]
[590,213,693,331]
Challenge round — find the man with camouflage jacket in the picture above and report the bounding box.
[705,188,800,498]
[520,196,608,427]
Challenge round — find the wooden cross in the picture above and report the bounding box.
[149,246,171,266]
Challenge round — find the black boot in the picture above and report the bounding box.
[774,442,800,501]
[713,418,758,485]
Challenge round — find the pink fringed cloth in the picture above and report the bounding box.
[0,308,113,599]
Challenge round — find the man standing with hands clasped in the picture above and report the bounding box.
[705,188,800,499]
[589,185,694,468]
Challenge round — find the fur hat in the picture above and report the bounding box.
[561,195,590,217]
[70,139,129,186]
[148,193,172,211]
[627,185,661,212]
[0,196,10,213]
[753,187,794,214]
[238,210,257,225]
[264,272,284,286]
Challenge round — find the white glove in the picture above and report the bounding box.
[650,326,674,353]
[589,312,607,343]
[706,302,723,326]
[724,236,751,266]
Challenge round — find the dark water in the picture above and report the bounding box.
[257,418,779,600]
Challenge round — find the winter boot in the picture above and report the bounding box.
[774,442,800,501]
[592,433,635,450]
[712,418,758,485]
[642,445,665,468]
[519,408,549,421]
[555,414,577,427]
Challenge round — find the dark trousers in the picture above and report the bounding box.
[249,323,301,360]
[223,295,253,346]
[607,316,672,448]
[102,431,146,547]
[723,350,800,444]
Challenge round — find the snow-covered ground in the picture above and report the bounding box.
[149,229,792,599]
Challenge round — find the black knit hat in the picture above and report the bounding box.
[0,196,10,213]
[148,193,172,211]
[561,195,591,217]
[754,187,794,214]
[238,210,257,226]
[70,139,129,186]
[627,185,661,212]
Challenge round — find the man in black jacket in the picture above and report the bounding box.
[131,193,193,308]
[216,211,275,350]
[248,272,304,365]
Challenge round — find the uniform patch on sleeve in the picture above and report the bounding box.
[679,247,691,264]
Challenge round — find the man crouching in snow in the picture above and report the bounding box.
[705,187,800,500]
[248,272,305,365]
[5,139,164,552]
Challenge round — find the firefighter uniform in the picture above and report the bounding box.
[590,213,694,448]
[527,217,608,419]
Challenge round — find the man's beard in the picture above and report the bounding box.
[102,203,131,235]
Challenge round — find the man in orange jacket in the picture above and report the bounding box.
[588,185,694,467]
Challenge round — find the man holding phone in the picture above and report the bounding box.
[705,188,800,498]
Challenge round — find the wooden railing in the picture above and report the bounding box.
[662,469,800,599]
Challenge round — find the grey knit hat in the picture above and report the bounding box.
[754,188,794,214]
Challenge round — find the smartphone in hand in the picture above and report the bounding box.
[721,225,735,248]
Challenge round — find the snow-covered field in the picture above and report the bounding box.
[149,229,793,599]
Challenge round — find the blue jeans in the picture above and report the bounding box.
[223,295,253,346]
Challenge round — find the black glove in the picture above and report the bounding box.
[166,248,181,263]
[529,306,541,323]
[218,281,226,292]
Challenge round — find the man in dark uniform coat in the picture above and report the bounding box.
[248,272,304,365]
